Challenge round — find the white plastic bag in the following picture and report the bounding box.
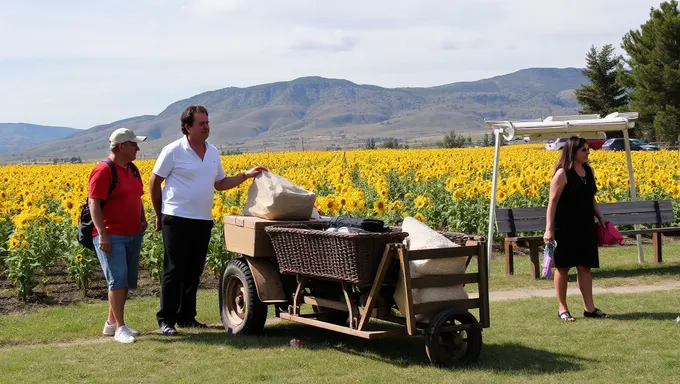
[243,171,316,220]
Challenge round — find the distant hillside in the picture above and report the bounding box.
[0,123,80,154]
[2,67,588,161]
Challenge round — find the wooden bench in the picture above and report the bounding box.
[495,200,680,279]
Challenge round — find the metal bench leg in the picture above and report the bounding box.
[652,232,662,263]
[504,239,514,275]
[529,241,539,280]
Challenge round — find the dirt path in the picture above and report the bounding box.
[477,280,680,301]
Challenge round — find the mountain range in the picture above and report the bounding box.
[0,123,80,154]
[1,67,588,162]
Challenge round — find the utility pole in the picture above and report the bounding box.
[301,136,304,152]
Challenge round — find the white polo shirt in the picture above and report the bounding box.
[152,136,225,221]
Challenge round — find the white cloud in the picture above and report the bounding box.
[283,28,360,53]
[185,0,248,17]
[0,0,664,128]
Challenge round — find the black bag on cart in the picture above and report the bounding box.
[327,216,388,233]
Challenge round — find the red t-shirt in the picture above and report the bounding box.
[88,158,144,237]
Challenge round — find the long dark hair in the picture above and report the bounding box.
[553,136,588,175]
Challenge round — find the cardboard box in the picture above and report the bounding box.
[223,215,326,257]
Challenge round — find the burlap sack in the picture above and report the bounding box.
[243,171,317,220]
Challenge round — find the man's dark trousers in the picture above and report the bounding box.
[156,214,213,326]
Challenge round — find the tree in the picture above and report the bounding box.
[574,44,629,123]
[481,134,491,147]
[382,138,408,149]
[620,1,680,143]
[437,130,469,148]
[364,138,376,149]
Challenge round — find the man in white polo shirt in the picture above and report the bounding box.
[149,105,267,336]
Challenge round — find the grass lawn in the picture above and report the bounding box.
[475,237,680,292]
[1,287,679,383]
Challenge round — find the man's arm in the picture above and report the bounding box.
[214,165,269,191]
[88,198,110,253]
[140,201,148,231]
[149,173,165,231]
[214,172,247,191]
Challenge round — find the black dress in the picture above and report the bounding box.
[553,164,599,269]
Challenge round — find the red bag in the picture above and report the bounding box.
[597,221,624,246]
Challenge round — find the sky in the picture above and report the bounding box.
[0,0,664,129]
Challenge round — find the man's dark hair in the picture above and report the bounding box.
[181,106,209,135]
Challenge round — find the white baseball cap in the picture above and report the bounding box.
[109,128,147,149]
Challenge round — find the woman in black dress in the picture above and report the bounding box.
[544,137,609,321]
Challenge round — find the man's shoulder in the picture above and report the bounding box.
[206,142,220,153]
[92,159,113,174]
[159,137,185,155]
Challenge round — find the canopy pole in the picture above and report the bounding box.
[486,127,503,268]
[622,128,644,263]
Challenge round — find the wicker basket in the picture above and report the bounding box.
[265,222,409,285]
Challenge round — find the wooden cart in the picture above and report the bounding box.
[219,221,490,367]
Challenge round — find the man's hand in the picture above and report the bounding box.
[245,165,269,179]
[155,216,162,232]
[98,233,111,254]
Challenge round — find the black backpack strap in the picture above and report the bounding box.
[128,162,140,179]
[102,159,118,208]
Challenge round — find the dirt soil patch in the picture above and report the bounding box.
[0,263,220,316]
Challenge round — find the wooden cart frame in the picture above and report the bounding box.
[220,228,490,367]
[278,240,490,335]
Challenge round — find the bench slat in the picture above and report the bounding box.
[496,207,545,221]
[497,200,675,234]
[620,227,680,236]
[604,211,675,226]
[505,236,542,242]
[500,211,675,233]
[497,200,674,220]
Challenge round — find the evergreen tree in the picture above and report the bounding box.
[621,0,680,143]
[574,44,628,117]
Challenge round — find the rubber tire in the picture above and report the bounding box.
[425,308,482,367]
[219,258,268,335]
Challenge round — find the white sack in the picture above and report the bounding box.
[393,217,468,321]
[243,171,316,220]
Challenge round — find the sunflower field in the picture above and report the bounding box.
[1,144,678,300]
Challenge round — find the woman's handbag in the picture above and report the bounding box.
[597,221,624,246]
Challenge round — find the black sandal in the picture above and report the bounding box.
[558,311,575,322]
[584,308,609,318]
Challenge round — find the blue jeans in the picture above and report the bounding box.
[93,231,144,291]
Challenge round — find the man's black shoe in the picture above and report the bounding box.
[177,319,208,329]
[160,322,178,336]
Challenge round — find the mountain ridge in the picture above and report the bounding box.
[1,67,587,161]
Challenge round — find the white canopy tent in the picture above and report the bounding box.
[483,112,643,269]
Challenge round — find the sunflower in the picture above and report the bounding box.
[373,200,386,215]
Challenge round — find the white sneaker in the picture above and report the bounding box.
[114,326,136,344]
[103,321,116,336]
[122,325,140,336]
[103,321,139,337]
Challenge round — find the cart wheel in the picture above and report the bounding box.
[219,258,268,335]
[425,308,482,367]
